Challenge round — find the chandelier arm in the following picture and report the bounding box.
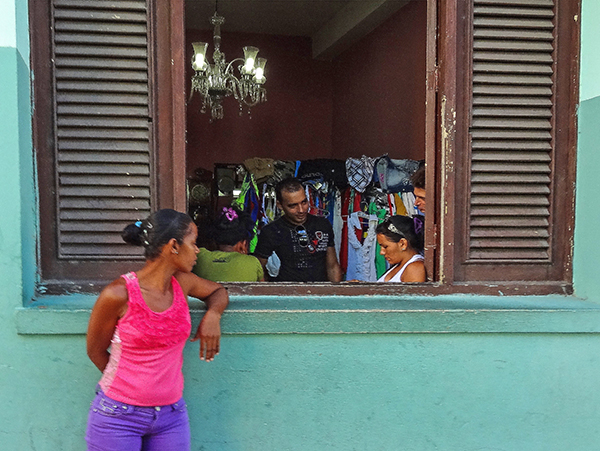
[225,57,245,74]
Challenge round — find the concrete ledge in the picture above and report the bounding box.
[15,294,600,335]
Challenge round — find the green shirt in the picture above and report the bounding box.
[192,248,264,282]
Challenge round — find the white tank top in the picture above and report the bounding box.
[377,253,424,283]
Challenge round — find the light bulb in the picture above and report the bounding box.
[244,58,255,73]
[242,46,259,74]
[195,54,205,69]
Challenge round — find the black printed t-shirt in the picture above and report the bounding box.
[254,214,335,282]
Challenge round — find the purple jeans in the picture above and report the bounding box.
[85,389,190,451]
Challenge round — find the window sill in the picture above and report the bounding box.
[15,292,600,335]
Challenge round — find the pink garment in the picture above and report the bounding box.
[99,272,192,406]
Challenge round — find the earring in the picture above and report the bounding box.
[172,249,179,255]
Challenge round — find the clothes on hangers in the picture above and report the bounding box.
[346,155,376,193]
[394,193,408,216]
[375,155,421,193]
[332,189,343,260]
[220,155,423,281]
[234,172,260,252]
[339,187,352,273]
[346,211,379,282]
[368,200,389,279]
[401,192,417,218]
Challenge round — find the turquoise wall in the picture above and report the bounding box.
[2,0,600,450]
[574,0,600,300]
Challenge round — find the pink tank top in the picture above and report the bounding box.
[99,272,192,406]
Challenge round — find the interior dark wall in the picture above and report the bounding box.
[186,31,333,175]
[185,0,427,175]
[331,0,427,161]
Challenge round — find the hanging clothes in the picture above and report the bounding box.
[375,155,420,193]
[346,211,379,281]
[234,173,260,252]
[339,187,352,273]
[394,193,408,216]
[262,184,277,224]
[346,156,376,193]
[368,201,389,279]
[332,189,343,261]
[401,192,417,218]
[387,194,396,216]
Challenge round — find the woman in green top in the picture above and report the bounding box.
[193,207,264,282]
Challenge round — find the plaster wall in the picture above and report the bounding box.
[0,0,16,47]
[1,1,600,450]
[573,0,600,299]
[579,0,600,101]
[332,0,426,161]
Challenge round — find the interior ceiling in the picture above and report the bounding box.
[186,0,353,36]
[185,0,411,59]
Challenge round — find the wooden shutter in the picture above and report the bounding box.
[31,0,185,289]
[53,0,152,259]
[450,0,578,286]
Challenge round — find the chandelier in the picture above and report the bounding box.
[190,2,267,121]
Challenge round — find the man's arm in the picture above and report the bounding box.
[326,246,342,282]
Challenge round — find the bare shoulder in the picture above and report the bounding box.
[96,277,128,308]
[86,277,130,322]
[402,260,426,283]
[174,271,224,299]
[173,271,199,292]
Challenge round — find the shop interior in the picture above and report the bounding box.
[184,0,427,279]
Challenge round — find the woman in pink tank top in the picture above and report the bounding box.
[85,209,229,451]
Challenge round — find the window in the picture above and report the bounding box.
[440,0,579,294]
[30,0,579,296]
[31,0,185,293]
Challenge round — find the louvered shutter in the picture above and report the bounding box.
[452,0,576,284]
[32,0,184,288]
[53,0,152,259]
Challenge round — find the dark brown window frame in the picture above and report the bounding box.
[30,0,579,297]
[223,0,579,297]
[31,0,186,294]
[447,0,579,289]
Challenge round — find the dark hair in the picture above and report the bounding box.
[411,165,425,190]
[275,177,304,202]
[376,215,424,252]
[213,206,255,246]
[122,209,193,259]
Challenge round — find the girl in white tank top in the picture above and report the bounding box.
[377,253,424,282]
[375,215,426,283]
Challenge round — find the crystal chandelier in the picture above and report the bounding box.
[191,2,267,121]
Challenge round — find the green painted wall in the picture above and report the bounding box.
[0,0,16,47]
[573,94,600,300]
[580,0,600,101]
[574,0,600,299]
[1,0,600,450]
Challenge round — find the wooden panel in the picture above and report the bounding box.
[52,0,152,259]
[468,0,555,261]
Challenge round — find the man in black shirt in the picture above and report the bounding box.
[254,178,342,282]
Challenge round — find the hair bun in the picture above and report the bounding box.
[122,222,145,246]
